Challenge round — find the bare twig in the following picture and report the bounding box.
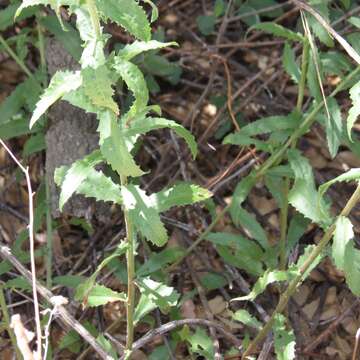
[10,314,35,360]
[0,244,113,360]
[130,318,241,354]
[0,139,42,360]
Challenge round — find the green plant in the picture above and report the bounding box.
[12,0,211,358]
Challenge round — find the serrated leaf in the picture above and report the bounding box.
[223,133,273,152]
[153,183,211,212]
[347,81,360,141]
[250,22,304,42]
[231,269,297,302]
[332,216,354,270]
[113,57,148,118]
[307,2,334,47]
[122,184,168,246]
[98,111,144,177]
[135,277,179,317]
[125,117,198,159]
[30,70,82,128]
[117,40,177,61]
[273,314,296,360]
[233,309,263,330]
[56,150,103,210]
[86,284,126,307]
[82,65,119,114]
[318,168,360,202]
[288,149,331,226]
[187,328,214,360]
[283,42,300,83]
[95,0,151,41]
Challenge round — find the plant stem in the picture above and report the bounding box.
[279,39,310,270]
[242,182,360,359]
[45,176,53,288]
[120,175,136,355]
[0,286,22,359]
[0,35,37,83]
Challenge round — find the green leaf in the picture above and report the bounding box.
[137,247,186,276]
[86,284,126,307]
[96,334,117,359]
[283,42,300,83]
[125,117,198,159]
[39,15,82,61]
[95,0,151,41]
[323,98,342,158]
[223,133,273,152]
[30,70,82,128]
[196,15,216,36]
[232,269,297,302]
[307,49,323,103]
[98,111,144,177]
[135,277,179,317]
[232,208,269,250]
[153,183,211,212]
[82,65,119,114]
[319,168,360,203]
[233,309,263,330]
[320,51,353,77]
[190,328,215,360]
[214,0,225,17]
[344,240,360,296]
[113,57,148,118]
[207,232,264,275]
[250,22,304,42]
[273,314,296,360]
[22,133,46,157]
[55,150,113,210]
[122,184,168,246]
[307,3,334,47]
[332,216,354,270]
[295,244,324,280]
[117,40,177,61]
[53,275,85,289]
[288,149,331,226]
[1,3,36,31]
[225,113,301,138]
[230,173,256,225]
[5,277,32,292]
[347,81,360,141]
[59,329,82,353]
[287,214,310,253]
[348,16,360,29]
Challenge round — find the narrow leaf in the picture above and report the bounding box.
[30,70,82,128]
[117,40,177,61]
[86,284,126,307]
[283,42,300,83]
[344,241,360,296]
[324,98,342,158]
[250,22,304,42]
[153,183,212,212]
[288,149,331,226]
[125,117,198,159]
[332,216,354,270]
[113,57,148,118]
[347,81,360,141]
[233,310,262,330]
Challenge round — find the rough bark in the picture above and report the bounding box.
[45,39,109,220]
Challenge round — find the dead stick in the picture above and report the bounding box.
[0,244,113,360]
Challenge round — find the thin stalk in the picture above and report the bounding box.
[0,35,37,82]
[167,65,360,270]
[279,39,310,270]
[85,0,101,38]
[0,286,22,359]
[120,175,136,354]
[37,14,53,289]
[242,183,360,359]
